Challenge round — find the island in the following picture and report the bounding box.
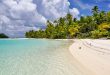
[0,33,8,38]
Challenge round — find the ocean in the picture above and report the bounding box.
[0,39,85,75]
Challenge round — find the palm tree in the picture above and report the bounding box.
[92,6,99,15]
[92,6,100,24]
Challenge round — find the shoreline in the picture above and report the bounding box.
[0,39,110,75]
[0,39,93,75]
[69,39,110,75]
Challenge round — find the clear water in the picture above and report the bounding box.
[0,39,86,75]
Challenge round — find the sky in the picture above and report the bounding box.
[0,0,110,37]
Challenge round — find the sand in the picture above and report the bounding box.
[69,39,110,75]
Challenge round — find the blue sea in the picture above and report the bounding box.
[0,39,85,75]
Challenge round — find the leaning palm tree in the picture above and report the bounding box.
[92,6,99,15]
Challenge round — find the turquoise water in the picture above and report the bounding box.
[0,39,86,75]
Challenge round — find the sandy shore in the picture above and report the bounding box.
[69,39,110,75]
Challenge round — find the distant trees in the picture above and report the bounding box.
[0,33,8,38]
[25,6,110,39]
[107,12,110,22]
[91,23,110,38]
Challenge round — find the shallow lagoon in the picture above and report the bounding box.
[0,39,86,75]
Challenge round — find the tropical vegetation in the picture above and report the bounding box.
[25,6,110,39]
[0,33,8,38]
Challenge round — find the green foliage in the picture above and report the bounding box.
[107,12,110,22]
[25,6,110,39]
[0,33,8,38]
[91,23,110,38]
[91,30,108,38]
[68,23,80,38]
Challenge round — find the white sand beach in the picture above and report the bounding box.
[69,39,110,75]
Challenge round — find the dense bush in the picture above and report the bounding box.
[0,33,8,38]
[25,6,110,39]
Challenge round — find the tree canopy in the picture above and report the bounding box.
[25,6,110,39]
[0,33,8,38]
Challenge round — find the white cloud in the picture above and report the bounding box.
[34,0,70,21]
[69,8,80,18]
[0,0,79,37]
[4,0,36,12]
